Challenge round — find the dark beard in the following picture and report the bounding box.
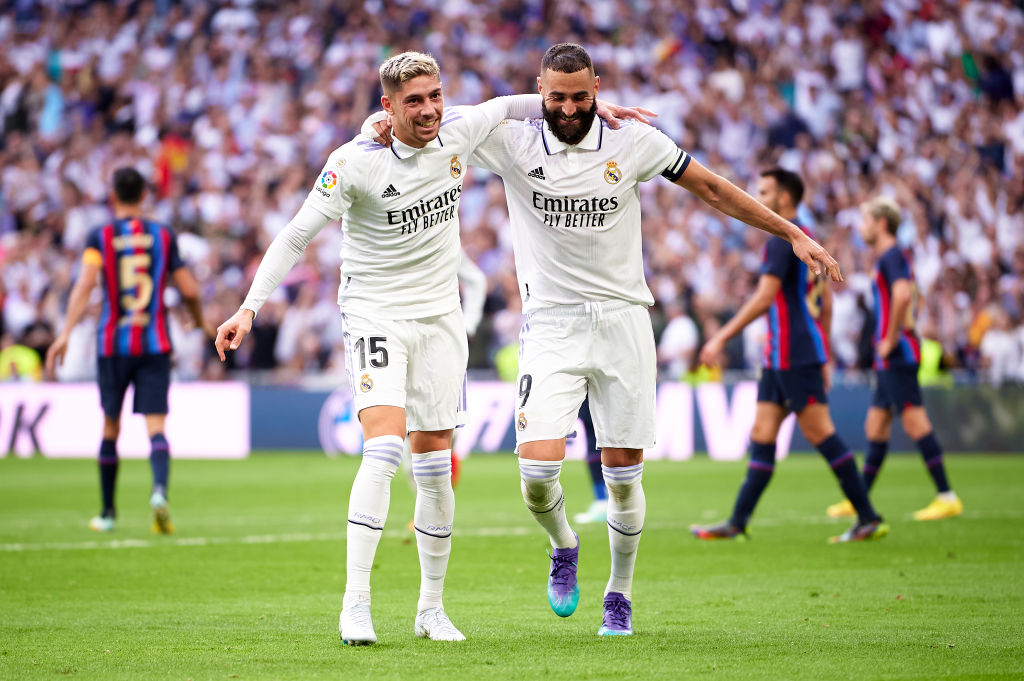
[542,99,597,146]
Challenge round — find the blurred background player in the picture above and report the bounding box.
[826,197,963,521]
[468,45,842,636]
[691,168,887,543]
[45,167,212,534]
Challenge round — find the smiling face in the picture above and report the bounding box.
[382,74,444,149]
[538,67,599,146]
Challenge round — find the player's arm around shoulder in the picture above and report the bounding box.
[672,158,841,282]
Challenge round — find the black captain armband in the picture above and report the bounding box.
[661,149,691,182]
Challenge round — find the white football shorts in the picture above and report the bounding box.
[514,300,656,450]
[342,307,468,432]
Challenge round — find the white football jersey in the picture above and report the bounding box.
[305,102,511,320]
[469,118,689,312]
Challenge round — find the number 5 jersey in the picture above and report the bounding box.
[83,218,184,357]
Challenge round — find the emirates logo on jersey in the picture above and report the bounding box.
[604,161,622,184]
[360,374,373,393]
[450,155,462,179]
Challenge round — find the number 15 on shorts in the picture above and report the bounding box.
[352,336,389,369]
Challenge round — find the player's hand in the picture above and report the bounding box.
[698,336,726,368]
[215,309,254,362]
[877,337,895,359]
[44,334,69,379]
[792,232,842,282]
[823,362,834,392]
[596,100,658,129]
[371,117,394,146]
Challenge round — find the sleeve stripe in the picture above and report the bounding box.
[82,248,103,266]
[661,149,691,182]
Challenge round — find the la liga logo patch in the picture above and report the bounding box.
[321,170,338,190]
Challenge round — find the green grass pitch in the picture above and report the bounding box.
[1,452,1021,680]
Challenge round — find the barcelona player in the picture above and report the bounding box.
[826,197,962,521]
[46,167,212,534]
[691,168,887,543]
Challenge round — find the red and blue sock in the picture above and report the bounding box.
[819,434,879,524]
[99,439,118,518]
[916,432,950,493]
[862,440,889,491]
[150,433,170,498]
[728,441,776,531]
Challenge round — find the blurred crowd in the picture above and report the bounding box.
[1,0,1023,386]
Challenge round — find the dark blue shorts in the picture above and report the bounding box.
[872,366,923,413]
[97,354,171,418]
[757,365,828,413]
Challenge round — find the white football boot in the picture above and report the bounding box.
[339,595,377,645]
[414,607,466,641]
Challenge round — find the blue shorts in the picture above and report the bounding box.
[872,366,923,413]
[97,354,171,418]
[757,365,828,413]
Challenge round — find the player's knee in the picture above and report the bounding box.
[796,410,832,446]
[520,476,559,510]
[102,418,120,440]
[864,409,890,441]
[751,422,779,443]
[901,408,931,440]
[600,448,642,468]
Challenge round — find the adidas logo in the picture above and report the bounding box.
[381,184,401,198]
[527,167,546,180]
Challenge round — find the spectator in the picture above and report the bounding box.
[0,0,1017,385]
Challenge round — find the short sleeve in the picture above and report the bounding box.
[882,250,911,283]
[633,124,690,182]
[84,228,102,254]
[304,149,357,220]
[82,229,103,265]
[760,236,793,280]
[166,229,185,271]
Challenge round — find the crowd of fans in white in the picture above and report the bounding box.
[1,0,1023,385]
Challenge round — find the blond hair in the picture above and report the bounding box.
[861,196,902,235]
[379,52,440,94]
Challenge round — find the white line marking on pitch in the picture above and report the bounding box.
[0,526,532,553]
[0,510,1018,553]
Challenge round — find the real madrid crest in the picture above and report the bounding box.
[517,412,527,431]
[450,155,462,179]
[360,373,373,393]
[604,161,622,184]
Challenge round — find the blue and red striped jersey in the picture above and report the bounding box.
[760,226,829,369]
[873,245,921,369]
[82,218,184,357]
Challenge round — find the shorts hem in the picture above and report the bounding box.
[595,440,655,450]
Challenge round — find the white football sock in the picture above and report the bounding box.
[412,449,454,612]
[519,458,577,549]
[602,463,645,601]
[344,434,402,608]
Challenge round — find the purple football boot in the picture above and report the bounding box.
[598,592,633,636]
[546,534,580,617]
